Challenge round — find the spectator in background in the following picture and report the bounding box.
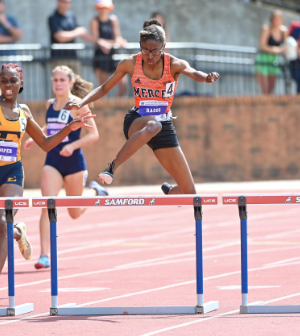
[151,12,170,42]
[90,0,127,96]
[49,0,95,74]
[0,0,23,56]
[255,10,288,95]
[289,21,300,94]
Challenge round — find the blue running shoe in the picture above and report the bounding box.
[89,180,109,196]
[34,254,50,269]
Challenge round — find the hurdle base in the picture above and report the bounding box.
[196,301,219,314]
[0,303,34,317]
[240,303,300,314]
[54,303,219,316]
[50,303,77,316]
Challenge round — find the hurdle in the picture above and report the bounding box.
[223,193,300,314]
[0,198,34,317]
[32,195,219,316]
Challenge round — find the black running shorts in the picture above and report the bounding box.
[123,107,180,152]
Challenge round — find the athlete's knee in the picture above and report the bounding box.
[181,185,196,194]
[0,212,7,235]
[144,120,162,136]
[68,209,81,220]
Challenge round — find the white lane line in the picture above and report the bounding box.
[264,256,300,267]
[16,207,193,242]
[8,226,196,267]
[1,249,300,327]
[266,228,300,239]
[11,206,294,266]
[119,242,239,268]
[216,285,281,290]
[215,208,299,229]
[39,287,108,292]
[139,291,300,336]
[0,241,235,291]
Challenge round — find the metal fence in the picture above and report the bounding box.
[0,42,296,101]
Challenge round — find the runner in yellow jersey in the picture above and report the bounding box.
[0,63,95,275]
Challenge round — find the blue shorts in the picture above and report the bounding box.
[45,148,87,178]
[0,161,24,187]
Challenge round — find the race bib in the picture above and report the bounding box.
[47,123,69,142]
[0,142,18,162]
[57,109,70,124]
[139,101,168,116]
[19,117,27,132]
[166,82,175,98]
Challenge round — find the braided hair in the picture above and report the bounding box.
[0,63,24,80]
[0,63,24,93]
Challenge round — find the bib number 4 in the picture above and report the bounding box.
[166,82,175,98]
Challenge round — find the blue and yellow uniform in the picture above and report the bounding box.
[45,99,87,177]
[0,103,26,187]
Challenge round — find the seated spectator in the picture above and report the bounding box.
[255,10,288,95]
[151,12,170,42]
[0,0,23,56]
[90,0,127,96]
[289,21,300,94]
[49,0,95,74]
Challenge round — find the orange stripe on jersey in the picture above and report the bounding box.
[0,106,27,166]
[131,53,177,113]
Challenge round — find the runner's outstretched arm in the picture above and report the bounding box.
[65,59,130,111]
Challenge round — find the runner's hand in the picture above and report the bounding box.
[68,111,96,131]
[24,138,35,151]
[205,72,220,83]
[64,100,81,111]
[60,144,74,157]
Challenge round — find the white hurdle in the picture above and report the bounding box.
[32,195,219,316]
[0,198,34,317]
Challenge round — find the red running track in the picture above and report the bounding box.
[1,190,300,335]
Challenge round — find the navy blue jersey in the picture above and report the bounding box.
[46,99,81,154]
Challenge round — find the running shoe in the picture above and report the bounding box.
[14,222,32,260]
[98,161,115,185]
[34,254,50,269]
[161,182,172,195]
[89,180,109,196]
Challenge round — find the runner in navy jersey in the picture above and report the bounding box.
[24,66,108,269]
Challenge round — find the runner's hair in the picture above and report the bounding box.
[52,65,93,99]
[140,19,166,45]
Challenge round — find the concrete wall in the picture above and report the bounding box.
[5,0,300,47]
[21,95,300,188]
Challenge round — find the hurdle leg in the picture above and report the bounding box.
[194,197,219,314]
[238,196,248,309]
[238,196,264,314]
[48,199,59,315]
[47,199,76,316]
[0,200,34,317]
